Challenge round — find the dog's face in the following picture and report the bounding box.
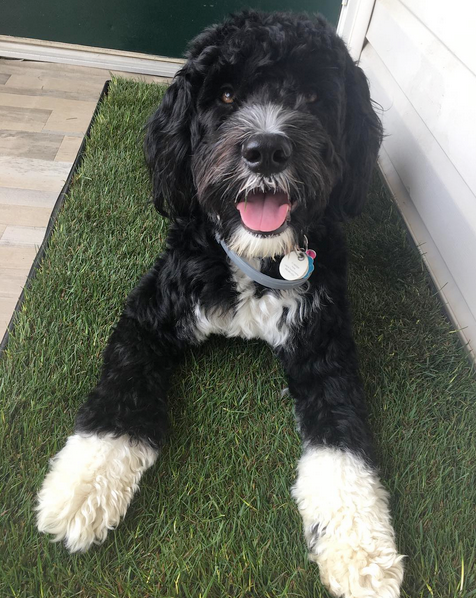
[145,11,382,258]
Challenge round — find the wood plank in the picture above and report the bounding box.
[0,296,18,320]
[0,319,10,341]
[0,267,30,297]
[39,129,83,138]
[0,62,168,86]
[43,108,93,135]
[54,135,82,162]
[0,105,51,133]
[6,73,106,97]
[0,156,72,192]
[0,204,52,227]
[0,187,58,208]
[0,92,97,119]
[0,225,46,247]
[0,58,112,82]
[0,246,38,270]
[4,73,43,90]
[0,60,112,343]
[0,129,63,160]
[0,83,106,103]
[0,93,96,135]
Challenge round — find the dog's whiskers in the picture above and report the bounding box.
[236,173,294,200]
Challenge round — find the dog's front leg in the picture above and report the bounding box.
[278,321,404,598]
[36,264,195,552]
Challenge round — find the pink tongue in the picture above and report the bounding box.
[236,192,290,232]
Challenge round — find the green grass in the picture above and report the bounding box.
[1,77,475,598]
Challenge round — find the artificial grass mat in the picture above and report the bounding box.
[0,77,475,598]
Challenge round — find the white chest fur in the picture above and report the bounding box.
[194,264,311,348]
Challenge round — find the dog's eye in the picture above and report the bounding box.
[221,87,235,104]
[304,92,318,104]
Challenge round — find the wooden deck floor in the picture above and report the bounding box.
[0,58,168,343]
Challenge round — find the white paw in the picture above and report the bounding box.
[308,523,404,598]
[36,433,158,552]
[293,446,404,598]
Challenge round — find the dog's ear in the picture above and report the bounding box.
[144,68,197,218]
[329,58,383,219]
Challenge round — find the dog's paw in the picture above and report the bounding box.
[308,523,404,598]
[293,446,404,598]
[36,433,157,552]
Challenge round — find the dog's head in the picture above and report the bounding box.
[145,11,382,258]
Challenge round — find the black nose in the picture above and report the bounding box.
[241,134,292,175]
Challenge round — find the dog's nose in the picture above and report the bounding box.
[241,134,292,175]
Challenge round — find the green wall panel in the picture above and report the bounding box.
[1,0,341,59]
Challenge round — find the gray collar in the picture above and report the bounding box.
[217,237,313,290]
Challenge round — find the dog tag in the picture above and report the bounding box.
[279,250,309,280]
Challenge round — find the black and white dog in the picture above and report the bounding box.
[37,11,404,598]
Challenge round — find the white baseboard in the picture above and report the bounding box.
[378,147,475,363]
[0,35,184,78]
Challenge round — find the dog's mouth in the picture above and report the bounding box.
[236,190,291,235]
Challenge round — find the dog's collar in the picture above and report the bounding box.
[217,236,313,290]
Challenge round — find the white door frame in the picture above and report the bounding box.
[0,35,184,78]
[337,0,376,61]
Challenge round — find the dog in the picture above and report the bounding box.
[36,11,404,598]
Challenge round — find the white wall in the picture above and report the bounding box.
[339,0,476,361]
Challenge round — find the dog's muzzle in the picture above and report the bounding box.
[236,134,294,235]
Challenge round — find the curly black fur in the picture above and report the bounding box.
[77,11,382,462]
[145,11,382,224]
